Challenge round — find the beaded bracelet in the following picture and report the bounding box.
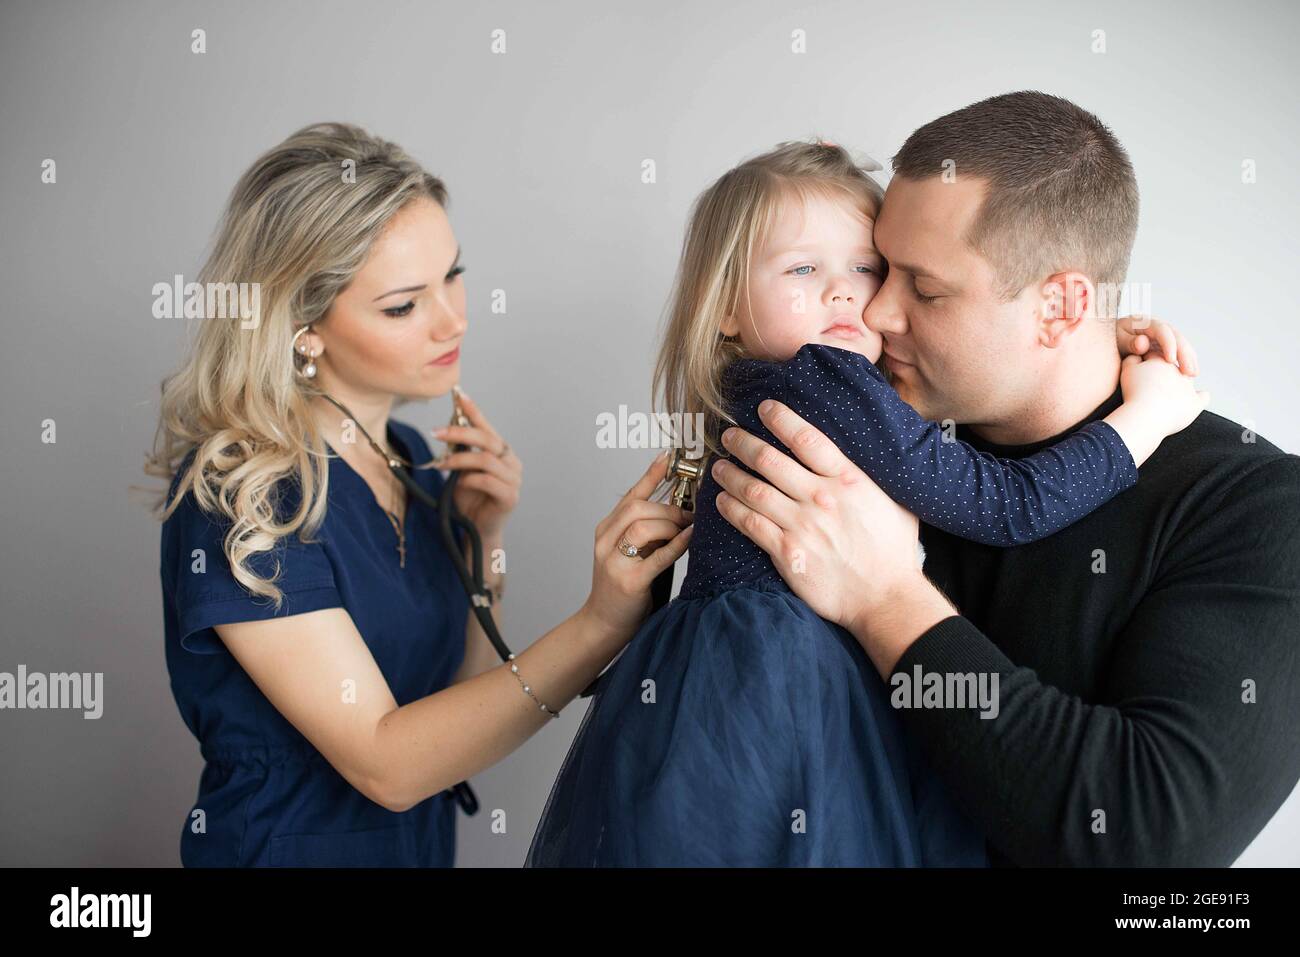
[508,654,559,718]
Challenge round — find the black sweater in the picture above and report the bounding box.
[900,384,1300,866]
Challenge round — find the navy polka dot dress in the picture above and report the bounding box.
[527,344,1139,867]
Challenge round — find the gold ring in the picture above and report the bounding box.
[616,537,640,558]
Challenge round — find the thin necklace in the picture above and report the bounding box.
[318,394,410,569]
[381,470,407,568]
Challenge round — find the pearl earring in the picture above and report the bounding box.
[292,325,318,379]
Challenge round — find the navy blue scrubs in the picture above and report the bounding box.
[160,419,469,866]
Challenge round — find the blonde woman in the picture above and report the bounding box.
[146,122,693,867]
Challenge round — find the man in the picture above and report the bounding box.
[709,91,1300,866]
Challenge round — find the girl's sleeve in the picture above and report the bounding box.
[778,344,1139,547]
[164,476,343,655]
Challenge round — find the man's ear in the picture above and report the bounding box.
[1037,271,1093,348]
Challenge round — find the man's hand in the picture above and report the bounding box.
[711,398,959,673]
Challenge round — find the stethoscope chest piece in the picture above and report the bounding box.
[666,446,705,512]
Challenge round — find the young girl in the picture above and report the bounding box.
[526,141,1202,867]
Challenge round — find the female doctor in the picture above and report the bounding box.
[146,122,693,866]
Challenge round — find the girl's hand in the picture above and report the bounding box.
[580,451,695,639]
[1119,352,1211,436]
[1103,353,1210,467]
[432,388,522,540]
[1116,316,1200,377]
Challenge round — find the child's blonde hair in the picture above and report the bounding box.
[651,139,884,471]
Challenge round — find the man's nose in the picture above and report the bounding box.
[864,281,907,336]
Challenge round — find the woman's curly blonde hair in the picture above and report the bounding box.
[144,122,447,608]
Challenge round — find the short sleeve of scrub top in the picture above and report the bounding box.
[160,419,470,867]
[166,480,344,656]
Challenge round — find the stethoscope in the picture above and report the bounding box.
[317,391,704,816]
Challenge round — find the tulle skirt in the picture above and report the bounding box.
[526,579,988,867]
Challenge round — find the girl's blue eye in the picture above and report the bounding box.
[790,265,813,276]
[855,265,878,274]
[383,301,416,317]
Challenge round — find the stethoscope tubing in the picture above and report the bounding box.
[313,388,676,817]
[389,455,675,816]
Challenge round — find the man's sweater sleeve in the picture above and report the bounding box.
[890,455,1300,866]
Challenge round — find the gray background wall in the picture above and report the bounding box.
[1,0,1296,866]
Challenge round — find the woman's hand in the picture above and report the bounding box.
[580,451,694,639]
[433,388,522,540]
[1116,316,1200,376]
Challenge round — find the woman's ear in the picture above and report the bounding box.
[295,326,327,363]
[719,313,740,337]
